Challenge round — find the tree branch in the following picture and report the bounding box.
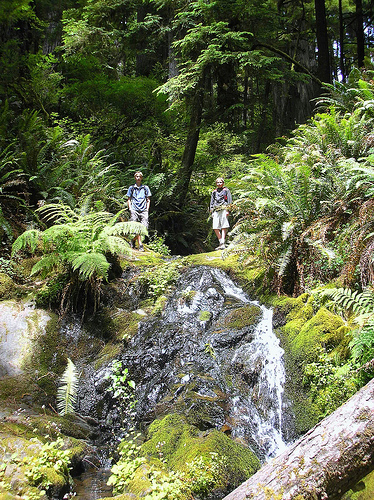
[252,42,323,86]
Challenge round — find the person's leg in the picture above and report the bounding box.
[221,227,228,243]
[214,228,222,242]
[137,210,149,251]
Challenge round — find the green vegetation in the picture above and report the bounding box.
[105,360,137,425]
[108,414,260,499]
[57,358,78,416]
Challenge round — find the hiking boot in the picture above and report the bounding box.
[138,244,145,252]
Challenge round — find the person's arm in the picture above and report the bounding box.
[146,197,151,211]
[127,198,132,210]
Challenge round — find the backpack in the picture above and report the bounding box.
[213,187,228,203]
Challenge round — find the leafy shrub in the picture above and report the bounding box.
[24,437,71,492]
[147,233,171,256]
[105,360,136,425]
[139,261,181,299]
[303,350,358,419]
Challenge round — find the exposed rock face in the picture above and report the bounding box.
[119,266,290,460]
[0,300,51,377]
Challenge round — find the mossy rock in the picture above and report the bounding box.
[183,253,267,297]
[0,273,14,299]
[140,414,260,496]
[290,307,345,364]
[341,468,374,499]
[280,294,315,343]
[218,305,262,330]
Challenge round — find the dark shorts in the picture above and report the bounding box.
[130,210,149,228]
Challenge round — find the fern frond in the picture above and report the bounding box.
[37,203,78,224]
[93,235,131,256]
[57,358,78,416]
[12,229,41,256]
[31,253,62,276]
[71,252,111,280]
[103,221,148,237]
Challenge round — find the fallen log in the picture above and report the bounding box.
[224,377,374,500]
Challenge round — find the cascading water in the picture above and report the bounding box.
[210,268,287,459]
[120,265,292,461]
[57,264,293,498]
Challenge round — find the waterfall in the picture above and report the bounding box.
[212,268,287,459]
[120,265,291,461]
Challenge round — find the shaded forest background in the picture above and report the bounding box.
[1,0,373,255]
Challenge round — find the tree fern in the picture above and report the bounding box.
[57,358,78,416]
[12,201,148,313]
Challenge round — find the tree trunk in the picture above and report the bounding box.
[223,378,374,500]
[314,0,331,83]
[176,91,203,207]
[355,0,365,68]
[339,0,345,81]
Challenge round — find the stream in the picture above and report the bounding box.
[73,265,293,497]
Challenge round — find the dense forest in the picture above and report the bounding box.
[1,0,374,498]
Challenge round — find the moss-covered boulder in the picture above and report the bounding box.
[0,273,14,300]
[138,414,260,498]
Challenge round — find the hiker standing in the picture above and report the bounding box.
[126,171,151,251]
[210,177,232,250]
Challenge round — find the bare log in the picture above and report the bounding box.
[224,378,374,500]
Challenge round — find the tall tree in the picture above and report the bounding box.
[314,0,331,83]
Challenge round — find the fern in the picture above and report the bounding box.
[57,358,78,416]
[12,201,148,313]
[323,287,374,364]
[71,252,110,280]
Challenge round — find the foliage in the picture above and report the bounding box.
[322,287,374,371]
[139,261,182,299]
[303,350,358,419]
[105,360,137,425]
[108,433,229,499]
[23,437,71,492]
[147,233,171,256]
[12,201,147,313]
[108,432,146,494]
[57,358,78,416]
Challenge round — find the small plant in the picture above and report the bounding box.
[204,342,216,358]
[303,350,358,419]
[180,288,196,303]
[57,358,78,416]
[107,432,145,494]
[199,310,212,322]
[139,261,181,300]
[184,453,228,497]
[105,360,136,424]
[23,437,72,493]
[147,233,171,256]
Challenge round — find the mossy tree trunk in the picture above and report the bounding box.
[223,378,374,500]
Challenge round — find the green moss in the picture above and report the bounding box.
[141,414,260,490]
[290,307,345,364]
[0,273,14,299]
[151,295,168,315]
[95,308,139,342]
[183,253,266,296]
[199,310,212,322]
[341,468,374,499]
[280,294,315,342]
[218,305,262,330]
